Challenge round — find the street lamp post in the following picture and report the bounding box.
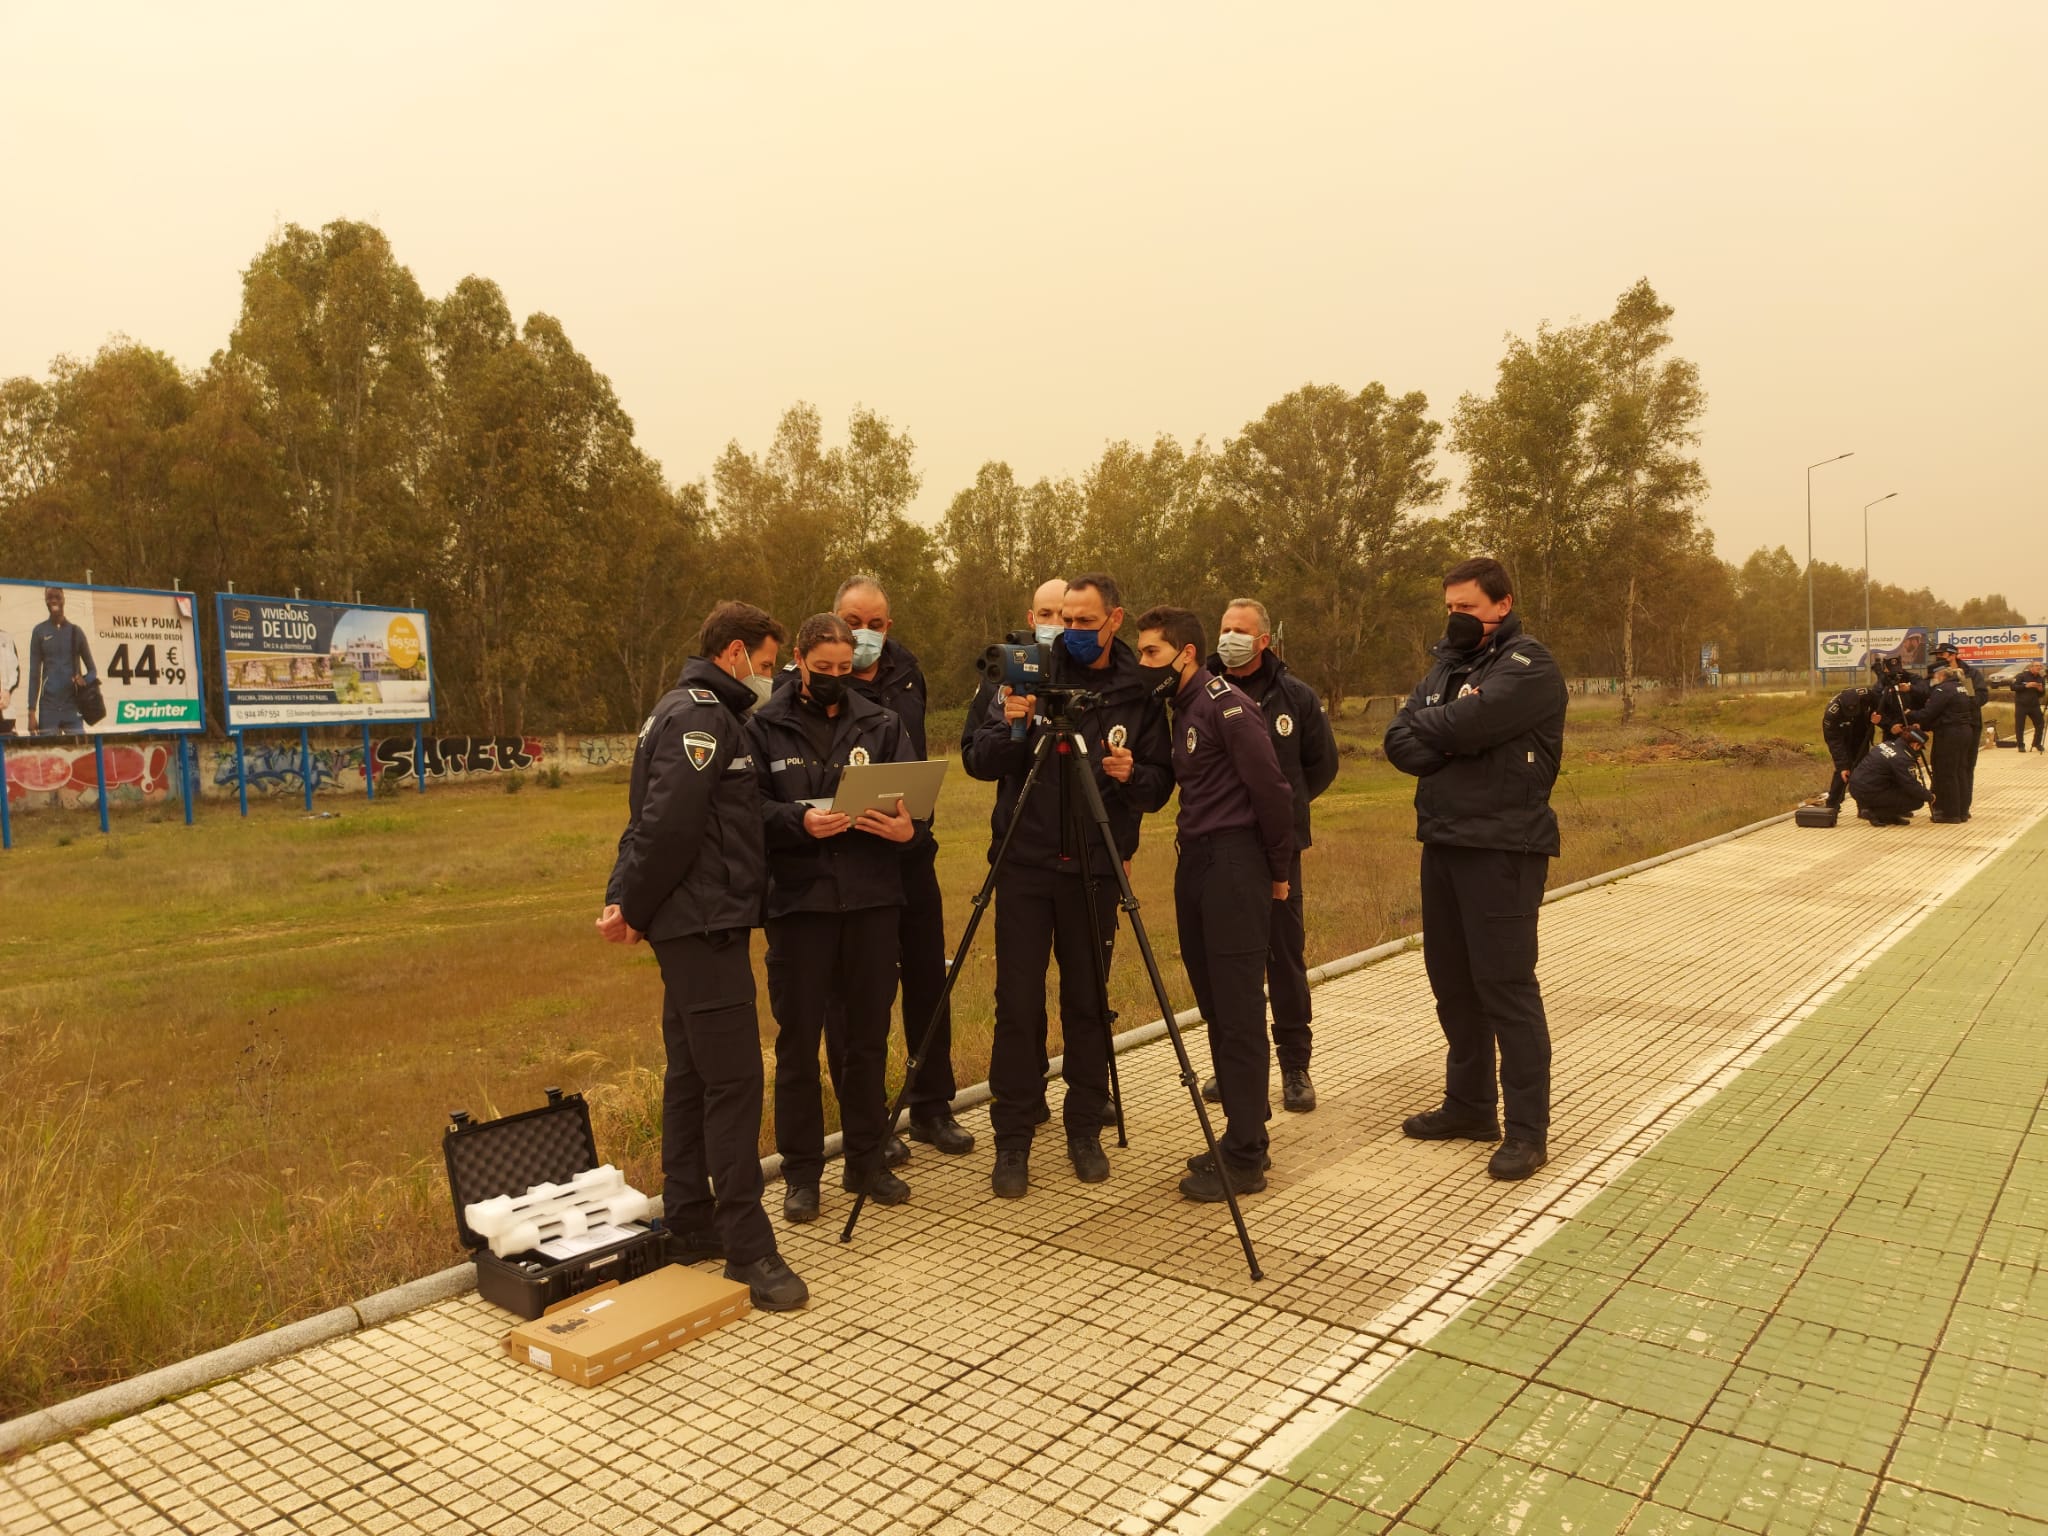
[1807,452,1854,689]
[1863,492,1898,641]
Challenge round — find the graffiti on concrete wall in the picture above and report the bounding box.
[210,742,364,797]
[370,735,547,785]
[578,736,638,767]
[4,742,177,810]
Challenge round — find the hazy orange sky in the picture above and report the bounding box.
[4,3,2043,623]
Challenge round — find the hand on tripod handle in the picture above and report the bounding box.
[1001,686,1037,742]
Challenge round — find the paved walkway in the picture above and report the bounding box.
[4,753,2044,1536]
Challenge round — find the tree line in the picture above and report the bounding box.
[0,220,2024,733]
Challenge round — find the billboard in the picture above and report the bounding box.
[217,595,435,728]
[1814,626,1933,671]
[0,579,204,737]
[1935,625,2047,671]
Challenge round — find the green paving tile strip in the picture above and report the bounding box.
[1215,815,2048,1536]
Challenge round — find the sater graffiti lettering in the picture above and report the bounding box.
[369,735,547,785]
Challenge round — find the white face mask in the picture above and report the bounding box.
[1033,623,1062,647]
[1216,631,1260,669]
[732,649,773,706]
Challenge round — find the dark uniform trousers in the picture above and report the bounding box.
[652,930,777,1267]
[1419,845,1552,1144]
[1267,849,1311,1070]
[989,865,1118,1149]
[822,840,958,1120]
[1823,742,1868,808]
[766,907,901,1188]
[2020,697,2047,751]
[1963,717,1981,817]
[1930,733,1970,819]
[1178,829,1276,1165]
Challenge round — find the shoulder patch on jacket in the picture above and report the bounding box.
[682,731,718,771]
[1511,652,1532,666]
[1206,676,1230,698]
[1222,705,1244,719]
[688,687,719,703]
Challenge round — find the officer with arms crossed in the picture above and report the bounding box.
[598,601,808,1312]
[747,613,920,1223]
[963,573,1173,1196]
[1818,682,1879,809]
[2012,660,2046,753]
[1198,598,1337,1114]
[1134,608,1297,1202]
[828,575,976,1159]
[1383,558,1568,1183]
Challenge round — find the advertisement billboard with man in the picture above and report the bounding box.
[1814,627,1932,672]
[217,595,435,728]
[0,578,204,737]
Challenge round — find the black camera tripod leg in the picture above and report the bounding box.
[1064,744,1128,1148]
[842,730,1059,1245]
[1068,744,1264,1282]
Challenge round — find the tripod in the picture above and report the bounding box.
[1874,678,1932,793]
[840,710,1265,1281]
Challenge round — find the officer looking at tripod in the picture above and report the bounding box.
[1848,733,1931,825]
[747,614,920,1225]
[2013,660,2046,752]
[1818,682,1879,809]
[1909,664,1981,823]
[598,601,809,1312]
[963,572,1173,1197]
[1197,598,1337,1115]
[1133,608,1297,1202]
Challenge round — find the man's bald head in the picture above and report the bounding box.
[1027,579,1068,630]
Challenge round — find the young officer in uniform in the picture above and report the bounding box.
[1932,642,1988,813]
[2012,660,2046,752]
[598,601,808,1312]
[1198,598,1338,1113]
[1134,608,1297,1202]
[1909,665,1978,823]
[831,576,975,1157]
[1383,558,1568,1183]
[746,614,920,1224]
[1818,683,1879,809]
[963,573,1173,1197]
[1848,733,1932,824]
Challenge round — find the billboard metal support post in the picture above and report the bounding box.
[362,722,375,801]
[178,737,195,825]
[415,722,426,795]
[299,728,314,812]
[0,737,11,850]
[93,736,109,834]
[234,732,249,817]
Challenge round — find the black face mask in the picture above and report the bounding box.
[1443,611,1488,653]
[805,671,847,709]
[1138,650,1183,697]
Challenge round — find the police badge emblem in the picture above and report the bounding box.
[848,746,871,767]
[1107,724,1128,750]
[682,731,718,771]
[1275,713,1294,737]
[1185,726,1197,753]
[1458,682,1479,699]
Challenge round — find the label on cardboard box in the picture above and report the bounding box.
[503,1266,751,1386]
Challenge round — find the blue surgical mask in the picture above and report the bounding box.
[851,629,885,670]
[1061,626,1106,665]
[1033,623,1062,648]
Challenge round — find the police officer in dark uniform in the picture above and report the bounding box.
[2012,660,2046,752]
[1133,608,1297,1202]
[963,572,1173,1197]
[1818,683,1878,808]
[1195,597,1338,1114]
[1383,558,1568,1183]
[747,614,920,1225]
[1933,642,1988,814]
[599,600,808,1312]
[1909,665,1977,823]
[824,576,975,1158]
[1848,734,1932,825]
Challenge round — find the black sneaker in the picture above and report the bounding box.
[1402,1107,1502,1142]
[1067,1134,1109,1183]
[663,1226,724,1265]
[1185,1147,1272,1174]
[1179,1157,1267,1202]
[843,1165,910,1205]
[725,1253,809,1312]
[1201,1076,1221,1104]
[882,1135,911,1169]
[1488,1139,1549,1181]
[908,1114,975,1155]
[782,1183,819,1224]
[1282,1068,1317,1113]
[992,1148,1029,1199]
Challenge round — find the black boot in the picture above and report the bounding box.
[725,1253,809,1312]
[1488,1139,1549,1181]
[844,1164,910,1205]
[1179,1156,1267,1202]
[1067,1134,1109,1183]
[1186,1147,1271,1173]
[1282,1068,1317,1113]
[1402,1107,1501,1142]
[908,1113,975,1155]
[663,1225,724,1265]
[881,1135,911,1169]
[1200,1076,1221,1104]
[991,1147,1030,1199]
[782,1183,819,1225]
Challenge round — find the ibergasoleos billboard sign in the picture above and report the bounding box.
[0,578,205,737]
[216,594,435,728]
[1936,626,2047,670]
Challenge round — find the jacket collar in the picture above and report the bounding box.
[1429,608,1525,667]
[753,675,884,741]
[681,656,759,717]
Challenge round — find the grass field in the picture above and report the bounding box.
[1,688,1827,1420]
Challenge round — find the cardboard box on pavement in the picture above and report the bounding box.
[503,1265,751,1386]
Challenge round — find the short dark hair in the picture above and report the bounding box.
[1443,557,1513,601]
[697,601,785,658]
[1136,605,1204,661]
[794,613,855,655]
[1065,572,1122,614]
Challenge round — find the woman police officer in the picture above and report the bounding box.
[745,613,920,1224]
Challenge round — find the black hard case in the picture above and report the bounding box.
[1794,804,1840,828]
[443,1088,668,1320]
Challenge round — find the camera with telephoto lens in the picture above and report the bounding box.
[978,640,1103,735]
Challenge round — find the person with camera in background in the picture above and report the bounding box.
[598,601,809,1312]
[1848,730,1932,825]
[1133,607,1297,1203]
[1196,597,1337,1114]
[962,572,1173,1197]
[1909,663,1980,823]
[1383,558,1568,1183]
[1818,681,1879,810]
[2013,660,2046,752]
[747,613,921,1226]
